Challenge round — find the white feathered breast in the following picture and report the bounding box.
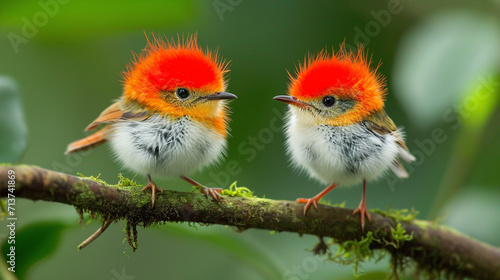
[285,107,400,186]
[108,114,227,177]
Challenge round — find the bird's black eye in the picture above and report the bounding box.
[176,88,190,99]
[322,96,336,107]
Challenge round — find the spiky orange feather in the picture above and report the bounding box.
[289,45,386,126]
[121,34,230,136]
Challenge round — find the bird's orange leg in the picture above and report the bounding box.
[353,180,371,230]
[180,175,222,201]
[141,173,164,206]
[296,184,337,214]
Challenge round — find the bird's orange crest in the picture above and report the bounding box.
[289,45,386,125]
[123,34,228,111]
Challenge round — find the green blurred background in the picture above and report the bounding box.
[0,0,499,279]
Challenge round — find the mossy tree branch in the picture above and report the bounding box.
[1,165,499,279]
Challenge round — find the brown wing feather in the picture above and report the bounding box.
[85,101,150,131]
[66,100,151,154]
[85,102,123,131]
[363,109,409,152]
[363,109,414,178]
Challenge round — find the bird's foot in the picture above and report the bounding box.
[180,175,221,201]
[296,196,321,214]
[353,201,371,230]
[296,184,337,215]
[199,186,222,201]
[141,174,163,206]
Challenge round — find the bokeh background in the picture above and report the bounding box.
[1,0,499,279]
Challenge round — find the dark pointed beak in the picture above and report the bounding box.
[273,95,311,109]
[207,92,238,100]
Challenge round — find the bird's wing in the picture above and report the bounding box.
[85,100,150,131]
[66,100,151,154]
[363,109,415,178]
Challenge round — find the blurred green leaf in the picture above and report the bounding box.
[0,76,27,163]
[440,188,500,247]
[0,260,17,280]
[461,74,500,129]
[1,222,68,280]
[393,11,500,128]
[156,224,283,279]
[428,73,500,218]
[0,205,78,280]
[0,0,198,40]
[453,73,500,161]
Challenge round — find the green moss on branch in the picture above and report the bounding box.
[1,165,499,279]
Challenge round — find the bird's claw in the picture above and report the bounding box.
[296,197,319,214]
[200,186,222,201]
[141,181,163,206]
[353,204,371,230]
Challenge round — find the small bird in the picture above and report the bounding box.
[66,35,237,206]
[274,46,415,229]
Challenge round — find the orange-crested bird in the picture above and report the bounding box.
[66,35,237,206]
[274,46,415,229]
